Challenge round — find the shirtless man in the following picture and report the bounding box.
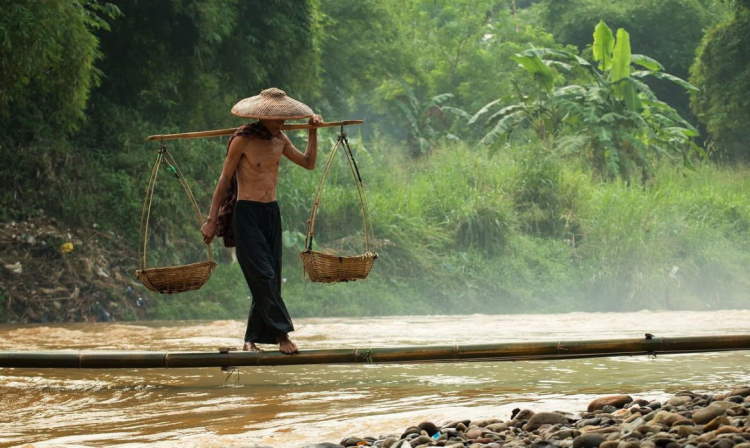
[199,88,321,354]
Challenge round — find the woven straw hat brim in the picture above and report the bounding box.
[231,88,314,120]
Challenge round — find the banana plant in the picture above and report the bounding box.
[472,21,701,181]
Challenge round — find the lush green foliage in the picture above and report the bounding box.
[150,144,750,319]
[534,0,729,120]
[690,2,750,160]
[1,0,748,322]
[472,22,699,181]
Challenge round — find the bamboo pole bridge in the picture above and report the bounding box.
[0,335,749,369]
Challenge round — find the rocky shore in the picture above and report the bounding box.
[309,387,750,448]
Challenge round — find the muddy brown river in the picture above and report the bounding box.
[1,310,749,447]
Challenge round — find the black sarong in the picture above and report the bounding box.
[233,200,294,343]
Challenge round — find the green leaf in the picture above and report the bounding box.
[481,110,526,144]
[469,98,502,124]
[485,104,526,123]
[512,53,556,91]
[631,54,663,71]
[632,70,699,92]
[610,28,631,82]
[593,21,615,71]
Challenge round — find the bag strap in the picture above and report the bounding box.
[139,143,213,270]
[304,127,372,253]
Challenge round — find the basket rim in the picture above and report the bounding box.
[300,250,377,259]
[136,260,216,275]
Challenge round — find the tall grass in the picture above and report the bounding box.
[146,139,750,320]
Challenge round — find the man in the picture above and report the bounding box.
[200,88,321,354]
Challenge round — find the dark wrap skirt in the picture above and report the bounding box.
[233,200,294,343]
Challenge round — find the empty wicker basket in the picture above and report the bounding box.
[136,260,216,294]
[136,144,216,294]
[300,251,377,283]
[301,129,377,283]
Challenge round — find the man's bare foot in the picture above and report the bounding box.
[277,334,299,355]
[242,341,263,352]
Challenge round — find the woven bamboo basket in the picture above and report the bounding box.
[301,129,377,283]
[136,261,216,294]
[300,251,377,283]
[136,144,216,294]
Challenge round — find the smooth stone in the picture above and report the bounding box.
[513,409,535,422]
[550,429,581,440]
[577,419,602,428]
[599,442,619,448]
[455,423,467,432]
[418,422,439,436]
[711,439,734,448]
[703,415,730,432]
[617,442,641,448]
[624,414,644,424]
[486,423,509,432]
[734,444,750,448]
[473,419,502,427]
[693,405,727,424]
[410,436,433,445]
[708,401,737,411]
[652,411,687,427]
[667,396,693,407]
[465,428,483,440]
[475,438,494,444]
[637,424,661,435]
[716,387,750,400]
[727,405,749,417]
[572,433,606,448]
[613,408,632,417]
[304,444,345,448]
[444,420,471,429]
[400,427,421,439]
[525,412,570,432]
[621,417,646,435]
[671,425,699,437]
[381,438,399,448]
[600,406,618,414]
[341,438,368,446]
[714,426,742,435]
[393,441,412,448]
[647,401,662,410]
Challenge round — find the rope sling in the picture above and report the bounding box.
[135,123,375,292]
[300,126,377,282]
[136,143,216,294]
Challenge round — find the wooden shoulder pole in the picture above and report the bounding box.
[146,120,364,141]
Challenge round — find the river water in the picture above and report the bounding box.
[0,310,749,447]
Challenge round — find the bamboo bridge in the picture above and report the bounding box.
[0,335,748,369]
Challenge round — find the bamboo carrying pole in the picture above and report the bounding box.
[146,120,364,141]
[0,335,749,369]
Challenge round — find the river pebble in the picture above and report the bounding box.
[324,387,750,448]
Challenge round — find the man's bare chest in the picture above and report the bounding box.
[239,137,284,173]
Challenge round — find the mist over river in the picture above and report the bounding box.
[1,310,749,447]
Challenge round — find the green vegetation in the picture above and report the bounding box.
[690,1,750,160]
[1,0,749,322]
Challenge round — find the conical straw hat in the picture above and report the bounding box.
[231,87,313,120]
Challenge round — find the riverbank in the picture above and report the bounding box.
[320,387,750,448]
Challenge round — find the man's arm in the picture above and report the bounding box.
[282,114,321,170]
[200,137,245,243]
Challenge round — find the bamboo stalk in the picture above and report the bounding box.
[146,120,364,141]
[0,335,748,369]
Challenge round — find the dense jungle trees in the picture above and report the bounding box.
[690,1,750,160]
[2,0,749,319]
